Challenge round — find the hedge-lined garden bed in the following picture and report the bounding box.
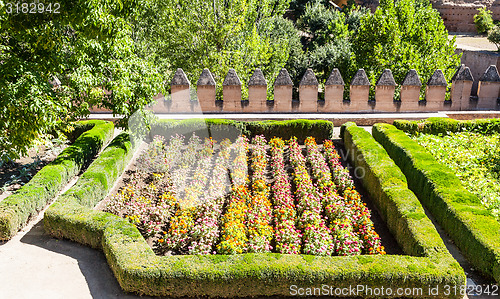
[0,120,114,240]
[372,122,500,283]
[411,131,500,218]
[394,117,500,219]
[102,133,384,257]
[43,119,465,298]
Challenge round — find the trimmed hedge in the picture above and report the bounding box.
[394,117,500,135]
[43,119,465,298]
[150,119,335,143]
[342,122,453,258]
[44,132,137,248]
[0,120,114,240]
[372,123,500,283]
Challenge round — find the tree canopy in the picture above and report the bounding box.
[0,0,460,160]
[134,0,295,98]
[0,0,164,160]
[353,0,460,87]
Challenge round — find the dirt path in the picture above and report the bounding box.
[450,33,498,52]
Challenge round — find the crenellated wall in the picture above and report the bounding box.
[140,65,500,113]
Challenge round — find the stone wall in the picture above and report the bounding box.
[125,65,500,114]
[458,48,500,95]
[432,0,487,33]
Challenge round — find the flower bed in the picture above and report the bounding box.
[269,137,301,254]
[102,132,386,257]
[44,119,465,298]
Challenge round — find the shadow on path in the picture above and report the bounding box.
[19,220,153,299]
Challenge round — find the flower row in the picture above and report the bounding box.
[162,138,234,255]
[247,135,273,253]
[218,136,251,254]
[321,139,384,255]
[182,137,215,208]
[323,140,354,195]
[104,172,176,239]
[304,137,362,255]
[269,137,302,254]
[230,136,249,187]
[288,137,335,256]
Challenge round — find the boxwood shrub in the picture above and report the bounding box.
[150,119,335,143]
[394,117,500,135]
[372,123,500,283]
[0,120,114,240]
[44,120,465,298]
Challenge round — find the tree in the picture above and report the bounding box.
[474,7,494,34]
[133,0,293,99]
[287,1,356,86]
[0,0,164,161]
[488,26,500,51]
[353,0,460,91]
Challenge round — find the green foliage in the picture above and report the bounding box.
[150,119,334,143]
[474,7,495,34]
[372,123,500,283]
[488,25,500,51]
[45,120,465,298]
[0,120,113,240]
[297,1,348,50]
[246,119,334,142]
[289,0,331,20]
[412,132,500,218]
[0,0,164,161]
[282,0,459,99]
[290,1,356,86]
[45,131,137,248]
[344,5,370,34]
[134,0,292,100]
[393,117,500,135]
[353,0,460,91]
[258,16,304,99]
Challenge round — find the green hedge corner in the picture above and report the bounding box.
[44,119,465,298]
[0,120,114,240]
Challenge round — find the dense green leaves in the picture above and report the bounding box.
[412,132,500,218]
[0,0,164,160]
[1,0,460,160]
[488,25,500,51]
[284,0,459,98]
[353,0,460,89]
[474,7,494,34]
[133,0,292,99]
